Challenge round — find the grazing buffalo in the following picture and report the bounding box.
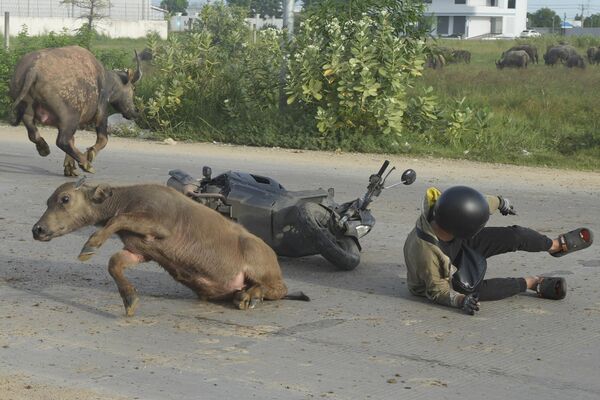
[544,45,578,66]
[505,44,538,64]
[32,181,309,316]
[425,53,446,69]
[451,49,471,64]
[566,54,586,69]
[496,50,530,69]
[587,47,600,65]
[10,46,142,176]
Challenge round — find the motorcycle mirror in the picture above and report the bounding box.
[401,169,416,185]
[202,166,212,179]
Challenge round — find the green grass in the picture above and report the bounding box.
[409,37,600,170]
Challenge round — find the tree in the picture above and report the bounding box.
[583,13,600,28]
[527,8,561,28]
[227,0,282,18]
[60,0,111,31]
[160,0,189,14]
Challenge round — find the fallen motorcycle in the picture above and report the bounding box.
[167,161,416,270]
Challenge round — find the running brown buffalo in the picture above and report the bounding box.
[10,46,142,176]
[32,181,309,316]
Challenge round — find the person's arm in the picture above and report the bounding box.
[485,195,516,216]
[418,256,462,308]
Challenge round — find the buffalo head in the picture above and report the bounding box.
[32,180,113,241]
[109,51,143,120]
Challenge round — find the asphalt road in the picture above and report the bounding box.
[1,127,599,400]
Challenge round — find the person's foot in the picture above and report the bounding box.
[525,276,542,291]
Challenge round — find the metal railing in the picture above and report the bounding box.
[0,0,159,20]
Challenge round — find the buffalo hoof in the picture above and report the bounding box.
[233,287,264,310]
[36,140,50,157]
[86,148,96,163]
[78,245,98,261]
[79,161,96,174]
[64,164,79,177]
[121,289,139,317]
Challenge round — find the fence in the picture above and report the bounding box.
[533,27,600,37]
[0,0,159,21]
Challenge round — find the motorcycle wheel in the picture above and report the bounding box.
[296,202,361,271]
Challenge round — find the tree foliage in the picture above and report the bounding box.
[583,13,600,28]
[60,0,111,29]
[527,8,561,28]
[227,0,282,18]
[287,0,427,138]
[160,0,189,14]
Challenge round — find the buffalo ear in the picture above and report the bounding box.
[116,70,130,85]
[91,184,113,204]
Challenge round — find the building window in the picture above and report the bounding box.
[491,17,502,34]
[453,16,466,35]
[424,0,432,3]
[437,16,449,35]
[508,0,515,9]
[455,0,466,4]
[487,0,497,6]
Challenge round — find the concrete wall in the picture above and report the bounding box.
[0,16,168,39]
[468,16,492,37]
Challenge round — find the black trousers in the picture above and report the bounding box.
[439,226,553,301]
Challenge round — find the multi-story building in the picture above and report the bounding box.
[424,0,528,39]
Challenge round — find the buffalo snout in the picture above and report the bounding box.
[32,223,52,241]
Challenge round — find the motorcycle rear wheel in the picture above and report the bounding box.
[296,202,361,271]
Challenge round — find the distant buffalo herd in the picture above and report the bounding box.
[426,42,600,70]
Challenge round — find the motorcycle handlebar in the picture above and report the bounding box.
[376,160,390,177]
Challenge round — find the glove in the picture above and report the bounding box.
[461,293,480,316]
[498,196,516,216]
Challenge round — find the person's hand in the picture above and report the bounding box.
[498,196,516,216]
[461,293,480,315]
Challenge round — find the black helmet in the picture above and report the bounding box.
[433,186,489,239]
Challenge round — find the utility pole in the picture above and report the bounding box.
[4,12,9,50]
[279,0,296,111]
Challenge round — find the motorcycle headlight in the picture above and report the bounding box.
[356,225,371,238]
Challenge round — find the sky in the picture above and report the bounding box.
[528,1,600,19]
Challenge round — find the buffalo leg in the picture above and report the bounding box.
[233,278,288,310]
[22,109,50,157]
[63,155,79,177]
[108,249,144,317]
[78,213,171,261]
[56,122,95,175]
[233,236,288,310]
[87,121,109,164]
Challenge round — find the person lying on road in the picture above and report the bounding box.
[403,186,594,315]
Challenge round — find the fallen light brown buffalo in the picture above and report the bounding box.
[32,181,308,316]
[10,46,141,177]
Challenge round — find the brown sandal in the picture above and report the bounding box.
[552,228,593,258]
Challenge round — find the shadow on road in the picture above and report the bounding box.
[0,160,56,177]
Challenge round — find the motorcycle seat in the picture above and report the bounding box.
[285,189,328,200]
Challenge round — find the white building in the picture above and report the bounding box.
[424,0,527,39]
[0,0,168,38]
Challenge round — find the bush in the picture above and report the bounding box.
[286,1,427,148]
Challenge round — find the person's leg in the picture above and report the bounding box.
[467,225,553,258]
[476,276,540,301]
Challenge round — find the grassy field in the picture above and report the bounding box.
[413,36,600,170]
